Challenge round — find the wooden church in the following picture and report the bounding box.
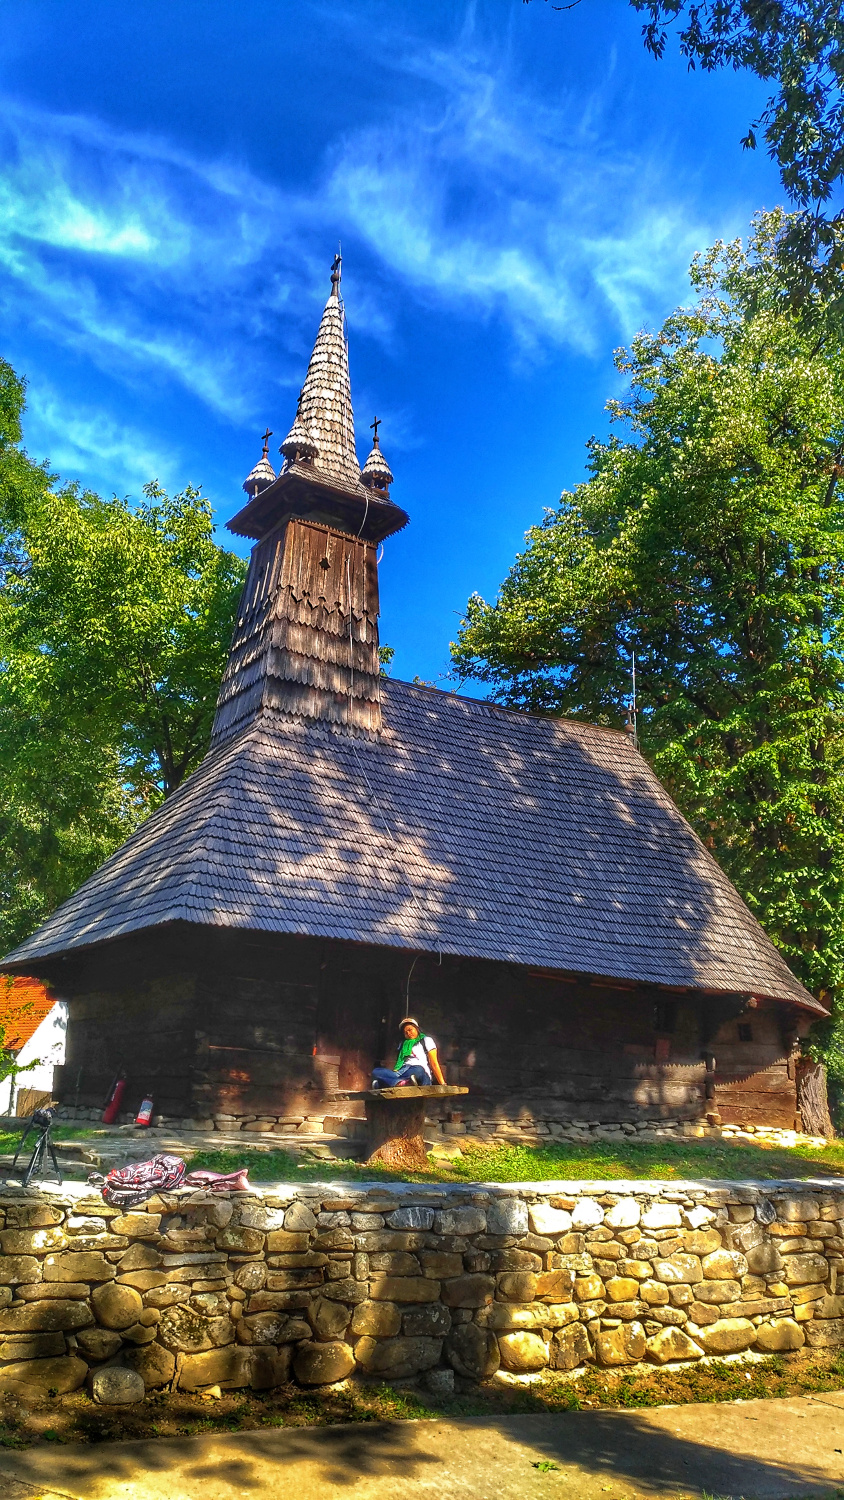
[3,259,825,1134]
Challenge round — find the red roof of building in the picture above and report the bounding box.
[0,977,54,1051]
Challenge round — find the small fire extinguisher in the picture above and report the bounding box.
[135,1094,154,1127]
[102,1072,126,1125]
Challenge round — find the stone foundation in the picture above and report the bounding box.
[0,1178,841,1398]
[55,1106,824,1152]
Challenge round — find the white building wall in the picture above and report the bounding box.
[6,1002,68,1114]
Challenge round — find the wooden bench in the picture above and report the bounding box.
[335,1085,469,1170]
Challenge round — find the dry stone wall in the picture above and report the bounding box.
[0,1179,842,1399]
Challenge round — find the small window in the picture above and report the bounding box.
[653,1000,678,1034]
[738,1023,753,1043]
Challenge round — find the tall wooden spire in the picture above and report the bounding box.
[212,260,408,746]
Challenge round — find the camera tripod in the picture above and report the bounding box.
[11,1109,63,1188]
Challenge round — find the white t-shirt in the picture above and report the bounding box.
[404,1036,436,1078]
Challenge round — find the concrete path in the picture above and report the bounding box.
[1,1392,844,1500]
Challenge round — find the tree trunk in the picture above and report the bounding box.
[365,1094,429,1171]
[797,1060,834,1139]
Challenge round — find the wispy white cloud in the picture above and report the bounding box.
[23,383,180,496]
[0,22,719,429]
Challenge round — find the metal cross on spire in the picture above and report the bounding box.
[370,415,381,445]
[330,251,342,296]
[261,428,272,457]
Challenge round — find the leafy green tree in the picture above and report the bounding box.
[0,359,247,952]
[452,211,844,1081]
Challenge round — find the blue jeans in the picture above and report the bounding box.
[372,1064,430,1088]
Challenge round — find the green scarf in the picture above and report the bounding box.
[396,1034,424,1069]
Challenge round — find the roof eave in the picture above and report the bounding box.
[227,469,409,544]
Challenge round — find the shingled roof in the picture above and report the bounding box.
[1,679,819,1011]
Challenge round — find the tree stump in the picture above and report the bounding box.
[365,1092,429,1171]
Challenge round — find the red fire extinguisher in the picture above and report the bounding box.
[102,1073,126,1125]
[135,1094,154,1127]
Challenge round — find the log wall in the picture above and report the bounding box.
[47,927,809,1130]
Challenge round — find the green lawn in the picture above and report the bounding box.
[182,1134,844,1183]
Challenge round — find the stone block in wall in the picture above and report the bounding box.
[535,1270,574,1302]
[605,1278,640,1303]
[118,1243,163,1272]
[76,1327,123,1361]
[0,1257,41,1286]
[435,1208,486,1236]
[0,1332,66,1361]
[641,1282,669,1307]
[0,1301,92,1333]
[0,1354,87,1396]
[779,1197,820,1222]
[689,1279,741,1305]
[617,1260,652,1282]
[92,1284,144,1331]
[755,1319,805,1351]
[368,1253,421,1276]
[605,1200,641,1230]
[235,1264,267,1292]
[157,1303,213,1352]
[117,1271,167,1292]
[682,1230,722,1256]
[350,1301,401,1338]
[551,1322,591,1371]
[653,1255,702,1285]
[782,1253,829,1286]
[386,1208,434,1231]
[307,1298,351,1340]
[0,1228,66,1255]
[315,1278,368,1305]
[354,1335,442,1378]
[745,1243,783,1275]
[402,1305,451,1339]
[420,1252,463,1279]
[805,1318,844,1347]
[697,1318,757,1353]
[441,1275,494,1308]
[179,1347,254,1390]
[574,1275,604,1302]
[370,1277,441,1304]
[120,1344,176,1386]
[641,1205,682,1230]
[498,1331,549,1371]
[702,1250,748,1280]
[646,1328,703,1363]
[284,1203,317,1233]
[293,1341,354,1385]
[571,1200,604,1230]
[41,1251,113,1284]
[238,1204,285,1232]
[216,1227,265,1254]
[483,1302,578,1331]
[497,1273,537,1303]
[110,1214,161,1238]
[530,1205,572,1236]
[595,1322,646,1366]
[446,1323,500,1380]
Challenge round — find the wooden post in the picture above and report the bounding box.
[365,1092,430,1170]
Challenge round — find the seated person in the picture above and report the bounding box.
[372,1017,446,1088]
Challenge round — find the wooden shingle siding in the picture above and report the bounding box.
[212,518,381,744]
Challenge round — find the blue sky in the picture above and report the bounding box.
[0,0,782,685]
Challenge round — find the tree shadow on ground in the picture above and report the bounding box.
[1,1403,843,1498]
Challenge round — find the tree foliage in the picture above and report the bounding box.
[452,211,844,1074]
[0,358,247,953]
